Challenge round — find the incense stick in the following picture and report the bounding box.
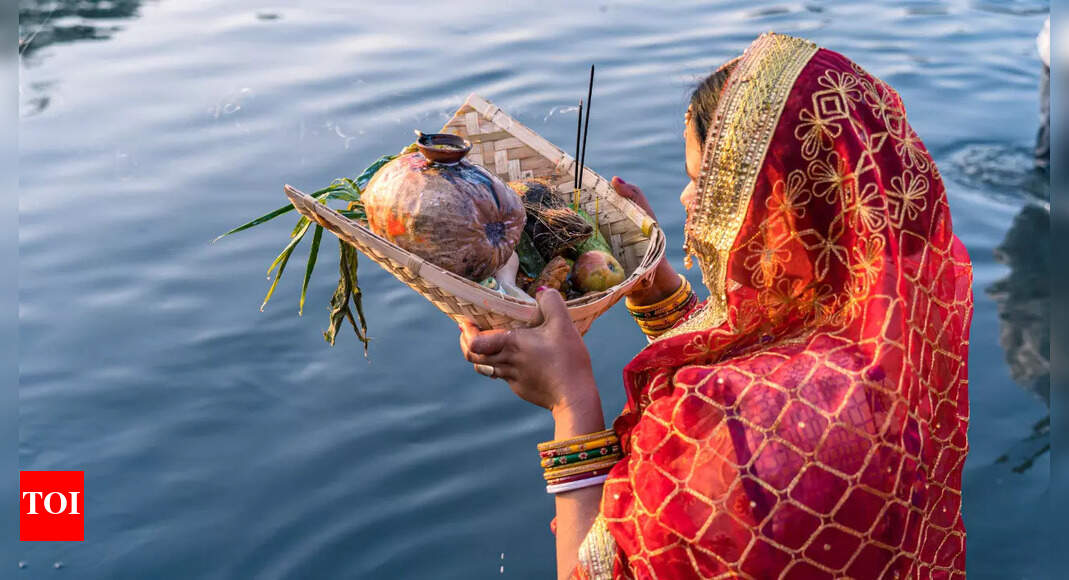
[574,98,583,193]
[578,64,595,191]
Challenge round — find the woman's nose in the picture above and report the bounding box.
[680,181,697,211]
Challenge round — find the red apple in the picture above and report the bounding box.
[573,250,626,293]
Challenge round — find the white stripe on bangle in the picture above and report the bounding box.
[545,474,608,495]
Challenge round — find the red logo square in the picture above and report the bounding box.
[20,471,84,541]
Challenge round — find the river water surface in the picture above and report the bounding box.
[18,0,1050,577]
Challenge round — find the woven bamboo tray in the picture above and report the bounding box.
[285,93,665,334]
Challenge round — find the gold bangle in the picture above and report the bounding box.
[626,275,690,313]
[537,429,617,453]
[631,289,696,321]
[634,293,698,333]
[543,456,621,480]
[636,305,694,331]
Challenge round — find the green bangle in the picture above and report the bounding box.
[540,444,621,468]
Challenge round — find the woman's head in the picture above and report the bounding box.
[682,59,740,211]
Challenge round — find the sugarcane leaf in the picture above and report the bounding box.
[270,219,311,276]
[212,204,298,243]
[338,209,366,221]
[298,225,324,316]
[344,242,369,339]
[323,240,369,354]
[323,276,349,346]
[355,155,396,190]
[326,189,361,203]
[289,215,311,238]
[260,220,311,311]
[212,188,333,243]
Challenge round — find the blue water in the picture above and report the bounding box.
[18,0,1050,577]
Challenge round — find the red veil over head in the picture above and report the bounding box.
[587,34,973,579]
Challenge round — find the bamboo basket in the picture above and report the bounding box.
[285,93,665,334]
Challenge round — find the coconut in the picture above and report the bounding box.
[508,178,593,261]
[362,152,526,281]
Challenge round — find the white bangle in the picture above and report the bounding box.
[545,474,608,495]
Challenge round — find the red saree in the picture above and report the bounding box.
[583,34,973,579]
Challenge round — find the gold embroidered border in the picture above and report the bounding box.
[666,33,819,342]
[576,514,617,580]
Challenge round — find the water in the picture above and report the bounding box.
[17,1,1050,577]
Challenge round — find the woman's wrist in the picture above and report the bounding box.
[551,382,605,440]
[627,259,682,306]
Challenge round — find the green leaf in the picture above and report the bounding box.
[338,209,366,221]
[325,188,361,203]
[288,215,311,239]
[324,240,370,353]
[212,188,334,243]
[355,155,396,190]
[515,231,547,278]
[573,207,613,254]
[260,220,311,311]
[298,225,324,316]
[212,204,299,243]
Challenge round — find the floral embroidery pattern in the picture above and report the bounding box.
[893,127,932,172]
[888,170,930,225]
[798,215,849,281]
[808,151,856,205]
[845,182,888,233]
[850,235,886,293]
[743,237,791,288]
[765,170,811,219]
[794,107,841,160]
[817,69,862,106]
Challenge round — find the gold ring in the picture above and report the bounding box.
[474,363,495,378]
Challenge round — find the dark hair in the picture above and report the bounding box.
[688,58,740,143]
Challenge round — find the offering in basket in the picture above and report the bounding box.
[219,94,665,349]
[288,94,664,334]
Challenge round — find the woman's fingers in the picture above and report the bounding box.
[534,288,572,331]
[612,176,657,220]
[467,350,513,368]
[460,322,510,356]
[468,328,514,356]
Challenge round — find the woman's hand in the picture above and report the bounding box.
[459,288,598,414]
[610,176,684,306]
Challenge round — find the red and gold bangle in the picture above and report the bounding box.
[545,467,615,486]
[543,456,621,481]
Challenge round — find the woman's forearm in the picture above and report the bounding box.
[551,389,606,579]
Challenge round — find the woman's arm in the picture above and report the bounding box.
[457,176,678,576]
[550,392,606,579]
[459,290,609,579]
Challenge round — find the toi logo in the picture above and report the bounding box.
[20,471,84,541]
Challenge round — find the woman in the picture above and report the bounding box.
[461,33,972,579]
